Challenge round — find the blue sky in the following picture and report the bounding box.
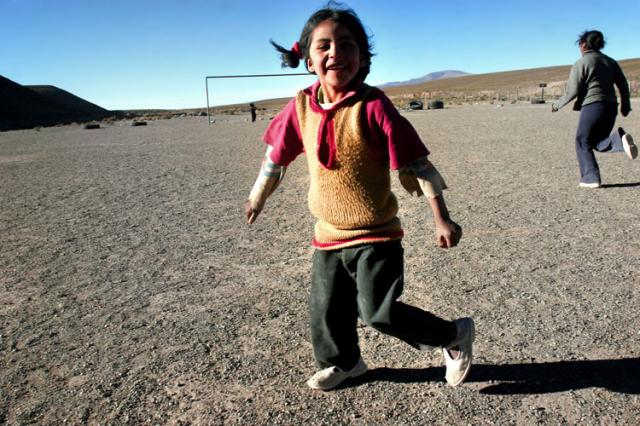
[2,0,638,110]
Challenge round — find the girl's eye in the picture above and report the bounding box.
[342,42,355,50]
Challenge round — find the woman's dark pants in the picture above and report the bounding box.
[309,240,457,370]
[575,102,623,185]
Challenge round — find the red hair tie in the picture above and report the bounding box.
[291,41,303,59]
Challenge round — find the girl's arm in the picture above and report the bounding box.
[367,91,461,247]
[427,193,461,249]
[399,157,461,248]
[398,157,447,197]
[245,98,302,224]
[245,146,286,224]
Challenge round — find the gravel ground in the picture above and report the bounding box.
[1,102,639,425]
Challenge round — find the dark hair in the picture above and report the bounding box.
[270,1,374,82]
[577,30,605,51]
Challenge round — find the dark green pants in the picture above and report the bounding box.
[309,240,457,370]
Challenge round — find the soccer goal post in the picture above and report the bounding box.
[205,73,312,125]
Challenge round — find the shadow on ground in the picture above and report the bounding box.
[340,358,640,394]
[601,182,640,188]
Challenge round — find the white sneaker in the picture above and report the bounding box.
[579,182,601,188]
[621,129,638,160]
[306,357,368,391]
[443,317,475,387]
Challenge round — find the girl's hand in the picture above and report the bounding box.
[426,194,461,248]
[245,200,261,224]
[435,219,462,248]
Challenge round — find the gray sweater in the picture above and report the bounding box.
[553,51,631,113]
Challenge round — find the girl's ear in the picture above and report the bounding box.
[359,52,368,68]
[307,57,315,73]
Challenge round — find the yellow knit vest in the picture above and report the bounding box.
[296,87,402,246]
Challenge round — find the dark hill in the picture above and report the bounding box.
[1,76,68,117]
[0,75,112,131]
[27,85,109,116]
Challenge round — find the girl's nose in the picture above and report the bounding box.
[329,43,341,58]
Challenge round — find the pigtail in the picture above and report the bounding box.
[270,39,303,69]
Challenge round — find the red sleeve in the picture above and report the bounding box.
[262,98,304,166]
[365,90,429,170]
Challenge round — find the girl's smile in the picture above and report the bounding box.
[307,19,364,103]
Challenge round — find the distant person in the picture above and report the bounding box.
[552,30,636,188]
[244,4,473,391]
[249,103,257,122]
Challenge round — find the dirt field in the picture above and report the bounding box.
[1,102,639,425]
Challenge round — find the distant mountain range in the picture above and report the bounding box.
[379,70,470,88]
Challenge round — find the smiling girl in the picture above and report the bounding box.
[245,3,474,391]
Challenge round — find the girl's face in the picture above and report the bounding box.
[307,19,364,102]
